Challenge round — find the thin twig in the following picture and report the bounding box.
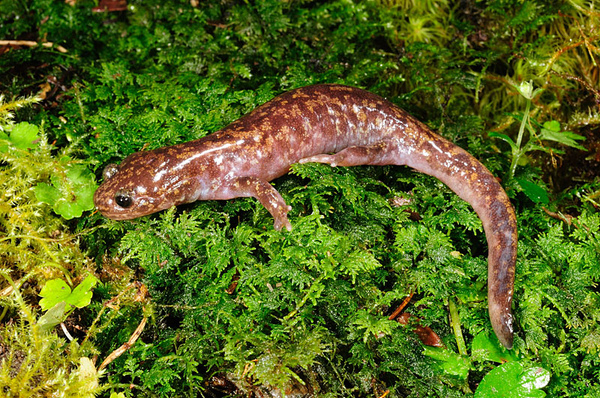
[378,390,390,398]
[98,316,148,371]
[60,322,74,341]
[388,291,414,320]
[0,40,68,53]
[542,207,575,226]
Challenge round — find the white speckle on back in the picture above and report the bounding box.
[153,168,168,183]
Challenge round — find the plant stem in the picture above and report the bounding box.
[448,297,467,356]
[508,98,531,179]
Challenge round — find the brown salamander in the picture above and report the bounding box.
[93,84,517,348]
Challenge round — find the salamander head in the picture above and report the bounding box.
[94,155,167,220]
[94,148,205,220]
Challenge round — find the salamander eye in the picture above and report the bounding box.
[114,190,133,208]
[102,163,119,180]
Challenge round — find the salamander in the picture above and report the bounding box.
[93,84,518,349]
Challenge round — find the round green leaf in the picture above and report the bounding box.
[10,122,39,150]
[471,332,519,363]
[475,361,550,398]
[39,279,71,311]
[34,164,98,219]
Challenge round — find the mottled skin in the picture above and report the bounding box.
[94,84,517,348]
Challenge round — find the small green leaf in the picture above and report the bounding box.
[475,361,550,397]
[39,275,98,311]
[68,275,99,309]
[542,120,560,132]
[539,122,586,150]
[39,279,72,311]
[10,122,39,150]
[34,182,62,205]
[34,164,98,219]
[516,179,549,204]
[489,132,518,152]
[423,346,471,379]
[471,332,520,363]
[54,198,79,219]
[37,301,67,332]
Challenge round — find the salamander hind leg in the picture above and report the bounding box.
[299,141,396,167]
[227,177,292,231]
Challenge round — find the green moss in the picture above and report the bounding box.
[0,0,599,396]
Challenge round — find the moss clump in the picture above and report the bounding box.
[0,0,598,396]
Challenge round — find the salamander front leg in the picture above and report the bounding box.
[227,177,292,231]
[299,141,396,167]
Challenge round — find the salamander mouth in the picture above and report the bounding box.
[96,206,139,220]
